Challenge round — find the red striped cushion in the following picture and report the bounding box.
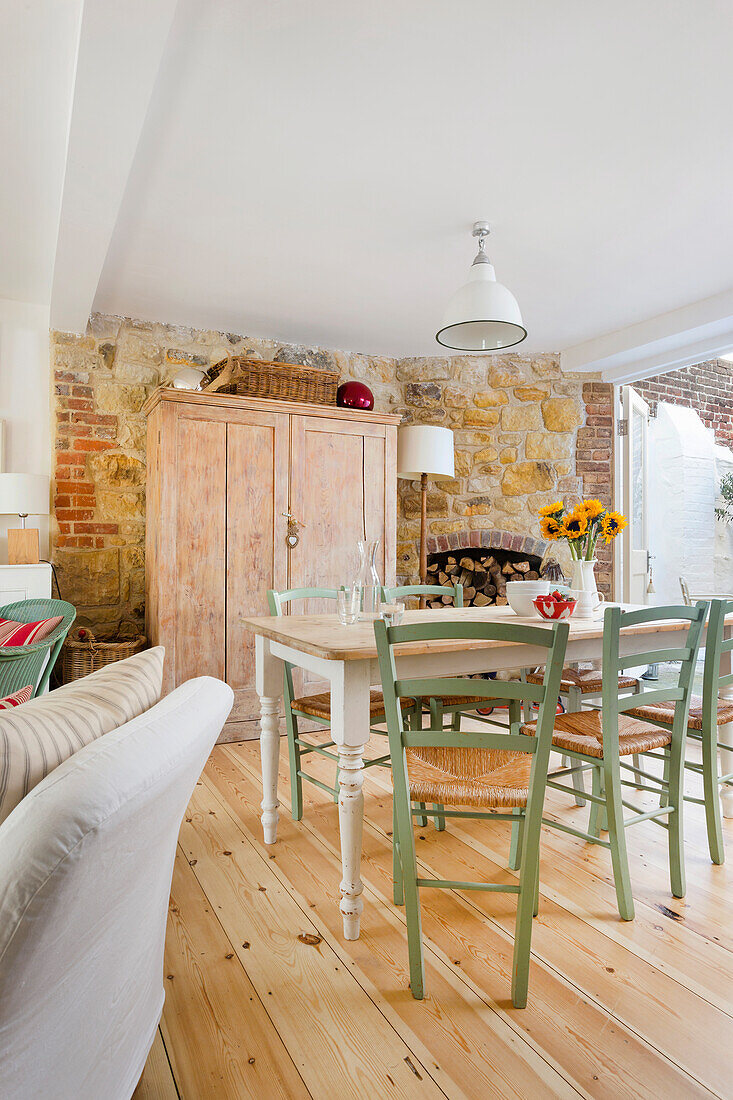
[0,686,33,709]
[0,616,63,647]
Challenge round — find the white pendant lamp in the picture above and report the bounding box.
[436,221,527,352]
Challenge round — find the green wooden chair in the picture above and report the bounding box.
[381,584,508,728]
[522,603,707,921]
[267,587,419,822]
[624,597,733,864]
[522,665,643,808]
[0,598,77,698]
[375,616,569,1009]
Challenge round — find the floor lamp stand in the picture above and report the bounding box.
[419,472,428,609]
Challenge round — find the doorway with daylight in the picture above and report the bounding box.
[615,357,733,608]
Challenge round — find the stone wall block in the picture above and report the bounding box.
[404,381,443,407]
[402,491,449,518]
[524,431,573,460]
[54,548,120,606]
[501,405,542,432]
[97,489,146,523]
[88,452,146,488]
[473,388,509,408]
[96,382,149,415]
[501,461,554,496]
[463,408,501,428]
[541,397,583,432]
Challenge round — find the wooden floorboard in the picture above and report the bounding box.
[136,738,733,1099]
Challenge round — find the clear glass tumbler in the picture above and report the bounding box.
[337,586,360,625]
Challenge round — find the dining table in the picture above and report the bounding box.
[241,603,733,940]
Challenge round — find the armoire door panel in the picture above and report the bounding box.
[289,415,389,693]
[174,415,227,686]
[289,416,390,591]
[226,414,288,720]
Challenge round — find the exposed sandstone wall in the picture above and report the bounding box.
[50,315,612,631]
[50,316,398,632]
[394,356,610,591]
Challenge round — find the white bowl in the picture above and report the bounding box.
[505,579,553,616]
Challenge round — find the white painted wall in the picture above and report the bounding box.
[0,299,51,563]
[647,403,733,604]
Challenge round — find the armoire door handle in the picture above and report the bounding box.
[282,511,305,549]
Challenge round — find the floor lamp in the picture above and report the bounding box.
[397,425,455,606]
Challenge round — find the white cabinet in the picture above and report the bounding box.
[0,564,53,607]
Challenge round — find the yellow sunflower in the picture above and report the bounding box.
[561,508,589,539]
[540,515,563,540]
[600,511,628,542]
[578,499,604,521]
[538,501,564,518]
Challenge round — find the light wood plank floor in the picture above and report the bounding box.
[136,734,733,1099]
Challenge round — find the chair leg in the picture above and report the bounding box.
[393,800,404,905]
[701,729,725,865]
[509,807,523,871]
[588,764,603,838]
[432,803,446,831]
[604,761,635,921]
[667,746,687,899]
[397,806,425,999]
[565,687,586,806]
[286,713,304,822]
[511,803,543,1007]
[415,802,429,828]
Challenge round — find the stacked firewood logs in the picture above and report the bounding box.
[426,555,540,607]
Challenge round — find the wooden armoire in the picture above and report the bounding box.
[144,388,399,738]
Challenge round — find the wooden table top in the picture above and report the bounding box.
[240,603,695,662]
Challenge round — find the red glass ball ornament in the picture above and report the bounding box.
[337,380,374,410]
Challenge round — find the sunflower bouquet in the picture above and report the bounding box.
[538,500,627,561]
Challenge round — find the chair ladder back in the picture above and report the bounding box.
[381,583,463,607]
[701,599,733,727]
[602,602,707,747]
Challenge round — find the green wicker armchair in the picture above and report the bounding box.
[0,599,77,698]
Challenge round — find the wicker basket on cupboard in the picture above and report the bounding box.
[60,626,147,683]
[205,356,338,405]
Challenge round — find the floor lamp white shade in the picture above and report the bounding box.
[397,426,454,597]
[397,425,454,481]
[0,473,50,519]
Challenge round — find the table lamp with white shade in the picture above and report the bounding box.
[397,425,455,600]
[0,473,50,564]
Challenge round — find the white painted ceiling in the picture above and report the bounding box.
[6,0,733,361]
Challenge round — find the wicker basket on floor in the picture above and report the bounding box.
[205,356,339,405]
[60,626,147,683]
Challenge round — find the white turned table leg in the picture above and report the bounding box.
[255,635,283,845]
[330,661,371,940]
[260,696,281,843]
[338,744,365,939]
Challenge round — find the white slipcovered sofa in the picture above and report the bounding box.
[0,647,233,1099]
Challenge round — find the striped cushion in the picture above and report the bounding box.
[0,687,33,709]
[0,646,164,826]
[0,616,64,647]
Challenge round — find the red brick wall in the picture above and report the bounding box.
[576,382,615,598]
[54,374,119,551]
[634,359,733,447]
